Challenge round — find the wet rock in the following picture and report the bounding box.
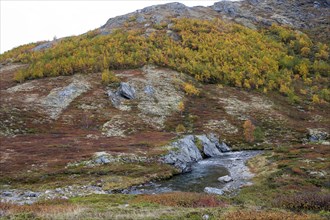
[118,82,136,99]
[218,175,233,183]
[204,187,224,195]
[163,135,203,172]
[196,135,222,157]
[163,133,231,172]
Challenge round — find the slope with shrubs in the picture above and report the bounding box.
[1,18,329,104]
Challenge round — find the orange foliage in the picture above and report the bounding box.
[243,119,255,143]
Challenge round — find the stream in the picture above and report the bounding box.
[122,150,262,195]
[1,151,262,204]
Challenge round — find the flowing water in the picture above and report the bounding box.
[123,150,262,194]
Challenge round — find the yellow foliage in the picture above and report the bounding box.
[1,19,328,103]
[178,101,185,113]
[101,69,119,84]
[183,82,200,96]
[312,94,321,104]
[13,69,27,83]
[175,124,186,133]
[300,47,310,57]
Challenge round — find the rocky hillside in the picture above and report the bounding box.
[0,1,329,219]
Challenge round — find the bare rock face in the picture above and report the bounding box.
[163,135,203,173]
[212,1,241,16]
[196,135,222,157]
[211,0,330,32]
[208,133,231,153]
[163,134,231,173]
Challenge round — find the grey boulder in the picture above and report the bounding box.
[218,175,233,183]
[163,135,203,173]
[118,82,136,99]
[204,187,224,195]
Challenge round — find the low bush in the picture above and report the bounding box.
[175,124,186,133]
[224,210,315,220]
[101,69,120,84]
[183,82,200,96]
[133,192,226,208]
[273,192,330,211]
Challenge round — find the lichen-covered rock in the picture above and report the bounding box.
[144,85,154,95]
[40,76,90,119]
[308,128,329,142]
[107,90,121,107]
[94,155,111,164]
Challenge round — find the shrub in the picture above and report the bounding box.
[14,69,28,83]
[225,210,314,220]
[253,127,264,142]
[101,69,119,84]
[312,94,321,104]
[243,120,255,143]
[319,88,330,102]
[175,124,186,133]
[177,101,185,114]
[273,192,330,211]
[183,82,200,96]
[133,192,225,208]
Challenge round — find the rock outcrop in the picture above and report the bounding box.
[163,134,230,173]
[163,135,203,172]
[196,135,222,157]
[308,128,329,143]
[40,76,91,119]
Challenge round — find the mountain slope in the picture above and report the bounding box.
[0,1,329,219]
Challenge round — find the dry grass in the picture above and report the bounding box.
[0,199,84,219]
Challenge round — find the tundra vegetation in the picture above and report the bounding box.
[0,15,329,220]
[1,19,329,104]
